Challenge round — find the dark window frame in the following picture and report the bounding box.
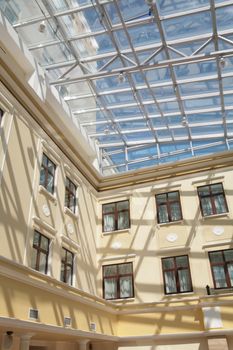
[102,200,130,232]
[32,231,50,274]
[40,153,56,194]
[197,183,228,217]
[162,255,193,295]
[65,177,77,213]
[60,247,74,285]
[155,191,182,224]
[102,262,134,300]
[209,249,233,289]
[0,108,4,125]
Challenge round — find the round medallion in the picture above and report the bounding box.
[213,226,224,236]
[42,204,50,217]
[111,241,122,249]
[67,223,74,235]
[166,233,178,242]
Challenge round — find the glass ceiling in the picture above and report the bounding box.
[1,0,233,175]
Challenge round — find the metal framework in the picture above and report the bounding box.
[1,0,233,174]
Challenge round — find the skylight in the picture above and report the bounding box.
[1,0,233,175]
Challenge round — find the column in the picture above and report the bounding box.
[19,335,33,350]
[78,340,90,350]
[207,336,229,350]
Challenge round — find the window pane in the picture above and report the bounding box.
[39,168,45,186]
[214,194,227,214]
[67,251,73,264]
[168,191,179,200]
[47,160,55,175]
[42,154,48,166]
[60,263,65,281]
[164,271,177,293]
[224,250,233,261]
[118,263,132,275]
[178,269,191,292]
[41,235,49,251]
[156,194,167,203]
[46,173,54,193]
[213,265,227,288]
[39,252,47,274]
[198,186,210,196]
[201,197,213,216]
[117,201,128,211]
[211,183,223,193]
[170,202,181,221]
[33,231,40,246]
[103,214,115,232]
[31,248,37,270]
[162,258,175,269]
[104,278,117,299]
[103,265,117,277]
[120,276,133,298]
[176,256,188,268]
[66,265,73,285]
[209,251,224,263]
[118,211,129,230]
[227,264,233,286]
[103,203,115,213]
[158,204,169,223]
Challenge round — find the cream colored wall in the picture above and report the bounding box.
[0,89,98,295]
[97,167,233,303]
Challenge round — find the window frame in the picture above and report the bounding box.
[65,177,77,214]
[162,255,193,295]
[60,247,74,285]
[102,200,130,232]
[155,191,183,224]
[197,183,228,217]
[209,249,233,289]
[102,262,134,300]
[0,108,4,125]
[39,153,56,194]
[32,230,50,274]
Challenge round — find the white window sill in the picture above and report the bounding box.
[164,291,195,297]
[108,298,135,303]
[64,206,78,220]
[39,185,57,204]
[102,228,131,236]
[158,220,183,227]
[201,212,229,220]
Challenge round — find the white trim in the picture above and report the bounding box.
[97,194,131,203]
[41,139,61,164]
[202,240,233,249]
[64,206,79,220]
[192,176,225,186]
[156,247,191,256]
[201,212,229,220]
[102,228,131,236]
[61,234,81,251]
[99,254,136,262]
[38,185,57,204]
[157,220,184,228]
[64,163,82,186]
[151,184,182,194]
[32,216,57,236]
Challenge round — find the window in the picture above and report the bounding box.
[209,249,233,289]
[31,231,50,274]
[60,248,74,285]
[197,183,228,217]
[162,255,192,294]
[39,153,56,194]
[155,191,182,224]
[65,177,77,213]
[102,200,130,232]
[103,262,134,300]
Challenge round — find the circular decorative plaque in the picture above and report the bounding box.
[166,233,178,242]
[111,241,122,249]
[213,226,224,236]
[67,223,74,235]
[42,204,50,217]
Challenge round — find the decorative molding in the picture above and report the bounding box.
[61,234,80,251]
[102,228,131,236]
[202,239,233,249]
[41,139,61,164]
[151,184,182,194]
[64,206,78,220]
[99,254,136,262]
[192,175,225,186]
[42,204,50,217]
[166,233,178,242]
[32,216,57,236]
[156,246,191,256]
[38,186,57,204]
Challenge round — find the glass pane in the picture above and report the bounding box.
[214,194,227,214]
[176,256,188,268]
[156,194,167,203]
[31,248,37,270]
[33,231,40,246]
[103,203,115,213]
[39,252,47,274]
[120,276,133,298]
[103,265,117,277]
[198,186,210,196]
[227,264,233,286]
[211,183,223,193]
[41,235,49,251]
[66,266,72,285]
[118,263,132,275]
[162,258,175,270]
[46,173,54,193]
[213,266,227,288]
[118,211,129,230]
[60,263,65,282]
[224,250,233,262]
[117,201,129,211]
[158,204,169,223]
[201,198,213,216]
[168,191,179,200]
[178,269,191,292]
[164,271,177,293]
[209,251,224,263]
[170,202,181,221]
[104,278,117,299]
[47,160,55,175]
[103,214,115,232]
[67,251,73,264]
[39,168,45,187]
